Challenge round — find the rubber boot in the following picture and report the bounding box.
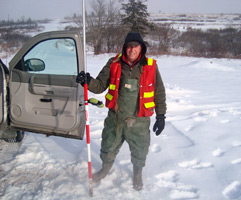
[133,165,143,191]
[92,163,113,182]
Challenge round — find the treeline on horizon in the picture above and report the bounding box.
[0,17,241,59]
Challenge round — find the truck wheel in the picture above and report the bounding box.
[3,131,25,143]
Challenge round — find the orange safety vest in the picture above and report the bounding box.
[105,54,156,117]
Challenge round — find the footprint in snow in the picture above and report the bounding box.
[119,159,131,166]
[193,109,219,122]
[151,144,161,153]
[222,181,241,199]
[212,148,225,157]
[155,170,199,199]
[170,190,199,200]
[178,159,213,169]
[195,110,218,117]
[231,158,241,165]
[155,170,179,182]
[185,126,194,132]
[220,119,230,124]
[232,141,241,147]
[194,117,208,122]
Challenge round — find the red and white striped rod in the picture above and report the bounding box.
[84,84,93,197]
[82,0,93,197]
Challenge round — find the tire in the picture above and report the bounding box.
[3,131,25,143]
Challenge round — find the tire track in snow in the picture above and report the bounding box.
[168,122,195,148]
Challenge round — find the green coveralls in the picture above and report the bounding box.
[101,78,150,167]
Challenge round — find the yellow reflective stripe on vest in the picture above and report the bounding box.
[144,102,155,108]
[109,84,116,90]
[144,91,154,98]
[106,93,113,101]
[147,58,153,66]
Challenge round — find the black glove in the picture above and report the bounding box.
[76,71,92,86]
[153,114,166,136]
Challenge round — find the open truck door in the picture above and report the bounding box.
[0,59,9,137]
[2,31,85,140]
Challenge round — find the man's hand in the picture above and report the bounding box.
[76,71,92,86]
[153,115,166,136]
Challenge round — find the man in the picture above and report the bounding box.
[76,32,166,191]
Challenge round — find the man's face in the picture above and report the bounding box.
[126,43,142,63]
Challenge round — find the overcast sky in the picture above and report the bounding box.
[1,0,241,21]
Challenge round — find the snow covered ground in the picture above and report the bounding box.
[149,13,241,30]
[0,53,241,200]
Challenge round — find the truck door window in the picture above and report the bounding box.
[23,38,78,75]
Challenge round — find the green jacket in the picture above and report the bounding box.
[88,55,167,116]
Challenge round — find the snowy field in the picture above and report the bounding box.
[0,52,241,200]
[149,13,241,30]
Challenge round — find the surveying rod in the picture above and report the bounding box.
[82,0,93,197]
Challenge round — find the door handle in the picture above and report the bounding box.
[40,98,52,102]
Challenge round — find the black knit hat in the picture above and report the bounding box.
[122,32,147,55]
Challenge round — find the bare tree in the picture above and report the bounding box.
[87,0,106,54]
[150,24,178,54]
[86,0,121,54]
[102,0,124,53]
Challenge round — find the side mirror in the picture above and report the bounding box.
[24,58,45,72]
